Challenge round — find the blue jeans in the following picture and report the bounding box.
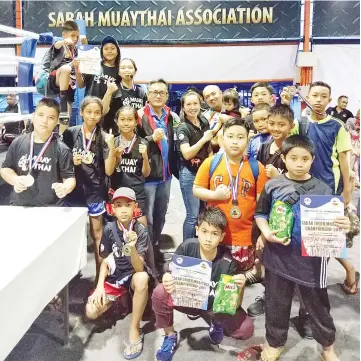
[179,167,201,241]
[145,180,171,245]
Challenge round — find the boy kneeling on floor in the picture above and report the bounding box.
[85,187,150,360]
[152,206,254,361]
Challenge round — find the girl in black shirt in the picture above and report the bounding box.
[177,91,213,240]
[75,35,121,100]
[63,96,116,279]
[110,106,150,226]
[102,58,147,135]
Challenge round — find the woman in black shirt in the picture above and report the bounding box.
[102,58,146,135]
[177,91,213,241]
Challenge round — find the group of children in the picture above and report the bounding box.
[1,19,358,361]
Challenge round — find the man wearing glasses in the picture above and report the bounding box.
[138,79,179,265]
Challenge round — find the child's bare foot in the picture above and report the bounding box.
[261,345,283,361]
[321,347,340,361]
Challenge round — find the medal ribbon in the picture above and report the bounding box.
[122,134,137,154]
[224,155,244,204]
[209,111,220,130]
[28,132,54,174]
[82,125,97,152]
[289,86,326,117]
[118,218,135,243]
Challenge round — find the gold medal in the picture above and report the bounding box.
[230,205,241,219]
[123,244,132,256]
[82,152,94,165]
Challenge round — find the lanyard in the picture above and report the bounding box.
[224,155,244,205]
[82,125,96,151]
[28,132,53,174]
[118,219,134,242]
[121,134,137,154]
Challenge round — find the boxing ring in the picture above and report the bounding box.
[0,24,89,359]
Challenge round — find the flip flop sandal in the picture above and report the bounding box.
[237,344,263,360]
[124,333,144,360]
[261,346,284,361]
[341,271,360,295]
[245,271,263,285]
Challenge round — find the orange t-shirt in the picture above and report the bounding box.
[194,155,267,247]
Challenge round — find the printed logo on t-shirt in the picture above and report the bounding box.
[18,154,52,172]
[117,158,139,173]
[94,74,116,85]
[122,96,143,109]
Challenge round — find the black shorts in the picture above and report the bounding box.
[48,69,75,102]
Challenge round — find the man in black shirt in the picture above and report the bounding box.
[4,94,18,113]
[326,95,353,123]
[152,207,253,361]
[0,98,75,206]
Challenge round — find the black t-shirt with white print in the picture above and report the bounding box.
[62,126,109,204]
[83,64,120,99]
[1,133,74,206]
[103,85,147,132]
[257,139,286,175]
[100,220,148,285]
[174,238,238,309]
[177,116,210,173]
[111,136,147,201]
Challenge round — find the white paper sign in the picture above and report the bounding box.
[78,46,101,75]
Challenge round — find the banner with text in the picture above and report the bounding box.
[22,1,301,44]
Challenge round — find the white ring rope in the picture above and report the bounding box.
[0,55,41,65]
[0,24,39,40]
[0,113,33,124]
[0,37,26,45]
[0,87,38,95]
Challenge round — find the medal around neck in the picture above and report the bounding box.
[82,152,94,165]
[230,205,241,219]
[23,174,35,187]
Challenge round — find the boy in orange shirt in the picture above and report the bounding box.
[193,117,268,272]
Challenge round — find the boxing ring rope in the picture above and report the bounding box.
[0,25,39,40]
[0,24,43,122]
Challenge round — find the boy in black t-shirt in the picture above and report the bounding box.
[253,135,350,361]
[86,187,150,360]
[152,207,254,361]
[257,104,295,178]
[0,98,75,206]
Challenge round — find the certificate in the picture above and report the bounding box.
[300,195,346,258]
[171,255,212,310]
[78,46,101,75]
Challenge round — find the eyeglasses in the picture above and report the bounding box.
[148,91,168,98]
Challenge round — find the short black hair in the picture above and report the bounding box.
[62,20,79,32]
[148,78,168,91]
[309,81,331,95]
[36,97,60,116]
[250,82,274,96]
[223,117,250,134]
[338,95,348,101]
[269,104,294,123]
[198,206,227,232]
[223,88,240,108]
[251,103,271,114]
[281,134,315,157]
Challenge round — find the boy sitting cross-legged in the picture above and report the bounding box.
[152,206,254,361]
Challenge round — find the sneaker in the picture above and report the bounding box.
[156,333,178,361]
[299,309,314,340]
[247,294,265,317]
[209,322,224,344]
[59,113,70,125]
